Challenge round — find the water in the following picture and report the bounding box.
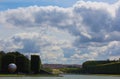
[0,75,120,79]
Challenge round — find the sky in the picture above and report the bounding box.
[0,0,120,64]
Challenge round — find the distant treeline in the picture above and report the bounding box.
[59,60,120,74]
[82,60,120,74]
[0,51,42,74]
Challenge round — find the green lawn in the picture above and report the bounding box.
[0,74,25,77]
[0,74,59,77]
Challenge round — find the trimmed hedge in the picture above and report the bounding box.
[0,51,5,73]
[16,56,30,73]
[2,54,15,73]
[31,55,41,73]
[0,55,2,73]
[83,61,120,74]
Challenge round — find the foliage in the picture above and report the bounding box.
[16,55,30,73]
[2,54,16,73]
[0,51,30,73]
[82,60,115,69]
[0,51,50,74]
[83,61,120,74]
[0,51,5,73]
[31,55,41,73]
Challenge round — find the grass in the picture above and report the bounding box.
[52,69,63,74]
[0,74,59,77]
[82,74,120,77]
[0,74,25,77]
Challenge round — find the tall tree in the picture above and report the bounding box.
[31,55,41,73]
[2,54,15,73]
[0,51,5,73]
[16,55,30,73]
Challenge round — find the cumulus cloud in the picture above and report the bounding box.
[0,27,74,63]
[0,0,120,63]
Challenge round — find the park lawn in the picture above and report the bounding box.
[0,74,25,77]
[0,74,59,77]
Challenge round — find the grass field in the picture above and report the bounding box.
[0,74,59,77]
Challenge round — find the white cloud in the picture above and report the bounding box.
[0,27,74,63]
[109,56,120,60]
[0,0,120,64]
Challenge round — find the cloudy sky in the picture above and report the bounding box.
[0,0,120,64]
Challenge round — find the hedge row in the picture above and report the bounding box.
[83,61,120,74]
[0,51,41,74]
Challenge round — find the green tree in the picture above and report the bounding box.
[0,51,5,73]
[0,51,32,74]
[31,55,41,73]
[7,51,24,57]
[16,55,30,73]
[2,54,15,73]
[82,61,120,74]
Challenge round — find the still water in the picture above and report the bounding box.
[0,75,120,79]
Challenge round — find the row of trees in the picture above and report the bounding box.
[60,60,120,74]
[0,51,42,74]
[82,60,120,74]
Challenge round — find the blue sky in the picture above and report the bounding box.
[0,0,120,64]
[0,0,118,10]
[0,0,78,10]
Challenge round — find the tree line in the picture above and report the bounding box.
[59,60,120,74]
[0,51,42,74]
[82,60,120,74]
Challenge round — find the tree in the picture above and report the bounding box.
[16,55,30,73]
[2,54,15,73]
[31,55,41,73]
[0,51,5,55]
[0,51,5,73]
[1,51,30,73]
[7,51,24,57]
